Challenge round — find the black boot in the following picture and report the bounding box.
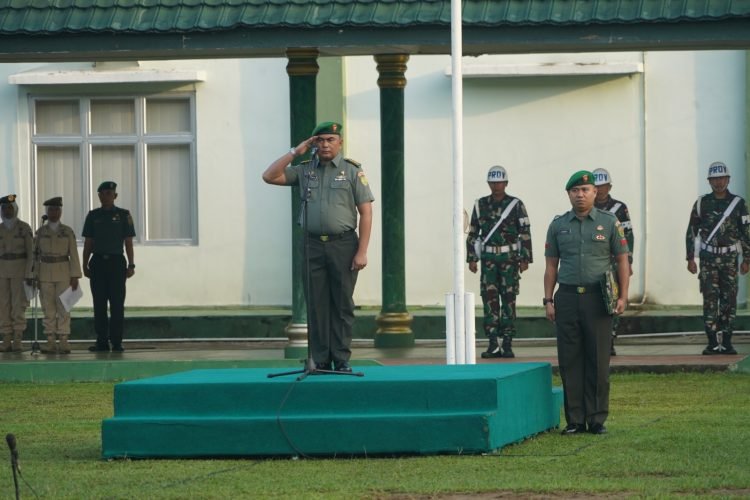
[501,335,515,358]
[721,332,737,355]
[702,331,722,355]
[481,336,503,359]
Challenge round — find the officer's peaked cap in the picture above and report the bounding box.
[43,196,63,207]
[0,194,17,205]
[97,181,117,192]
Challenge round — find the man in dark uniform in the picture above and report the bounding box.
[685,161,750,355]
[466,165,532,358]
[544,171,630,435]
[592,168,633,356]
[262,121,374,372]
[82,181,136,352]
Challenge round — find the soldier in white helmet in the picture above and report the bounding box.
[592,168,633,356]
[685,161,750,355]
[466,166,533,359]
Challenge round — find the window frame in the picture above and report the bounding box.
[29,92,199,245]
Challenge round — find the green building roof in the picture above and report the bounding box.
[0,1,749,61]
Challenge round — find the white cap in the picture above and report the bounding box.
[592,168,611,186]
[487,165,508,182]
[707,161,730,178]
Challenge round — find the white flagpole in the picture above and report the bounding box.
[449,0,466,363]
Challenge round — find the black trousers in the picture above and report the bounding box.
[304,232,359,367]
[554,289,612,427]
[89,254,127,348]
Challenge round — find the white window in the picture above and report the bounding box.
[30,95,197,244]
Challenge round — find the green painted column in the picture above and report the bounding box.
[374,54,414,347]
[284,48,318,358]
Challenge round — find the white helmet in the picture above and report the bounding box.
[487,165,508,183]
[707,161,730,178]
[592,168,611,186]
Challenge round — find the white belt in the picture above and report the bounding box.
[483,242,520,254]
[700,242,740,254]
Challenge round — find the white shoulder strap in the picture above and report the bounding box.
[609,202,622,214]
[705,195,742,244]
[696,196,702,217]
[482,198,520,245]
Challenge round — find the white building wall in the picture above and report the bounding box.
[0,51,745,308]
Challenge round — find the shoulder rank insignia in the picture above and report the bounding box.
[300,159,312,165]
[344,157,361,168]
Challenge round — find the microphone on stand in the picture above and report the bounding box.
[41,214,48,222]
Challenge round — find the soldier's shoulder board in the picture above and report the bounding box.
[299,159,312,165]
[344,157,361,168]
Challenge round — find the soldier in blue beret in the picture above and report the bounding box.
[263,121,374,373]
[0,194,34,352]
[544,171,630,435]
[82,181,136,353]
[685,161,750,355]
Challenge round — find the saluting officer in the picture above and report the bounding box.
[0,194,34,352]
[685,161,750,355]
[466,165,532,358]
[262,121,374,372]
[544,171,630,435]
[34,197,82,354]
[82,182,136,353]
[592,168,634,356]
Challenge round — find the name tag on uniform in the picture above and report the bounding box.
[334,171,348,182]
[558,229,570,235]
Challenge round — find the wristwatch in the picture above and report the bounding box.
[288,147,297,157]
[542,298,554,306]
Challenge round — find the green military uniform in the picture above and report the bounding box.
[284,124,374,370]
[685,163,750,355]
[466,191,532,358]
[82,183,136,352]
[33,197,82,354]
[0,194,34,352]
[545,171,629,431]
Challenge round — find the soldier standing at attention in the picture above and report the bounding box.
[262,122,374,372]
[685,161,750,355]
[592,168,633,356]
[34,197,82,354]
[82,182,136,353]
[466,166,532,358]
[544,171,630,435]
[0,194,34,352]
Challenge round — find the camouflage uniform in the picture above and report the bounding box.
[685,191,750,353]
[467,194,532,356]
[594,195,633,347]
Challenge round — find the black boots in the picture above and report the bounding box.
[702,331,721,355]
[501,335,515,358]
[481,336,503,358]
[703,331,738,355]
[721,332,737,355]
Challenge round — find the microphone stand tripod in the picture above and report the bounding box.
[30,215,46,356]
[268,149,363,381]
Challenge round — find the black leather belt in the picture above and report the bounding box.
[558,283,600,294]
[93,254,122,260]
[308,230,354,242]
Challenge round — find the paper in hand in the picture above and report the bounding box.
[59,286,83,312]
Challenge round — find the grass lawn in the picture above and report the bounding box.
[1,372,748,498]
